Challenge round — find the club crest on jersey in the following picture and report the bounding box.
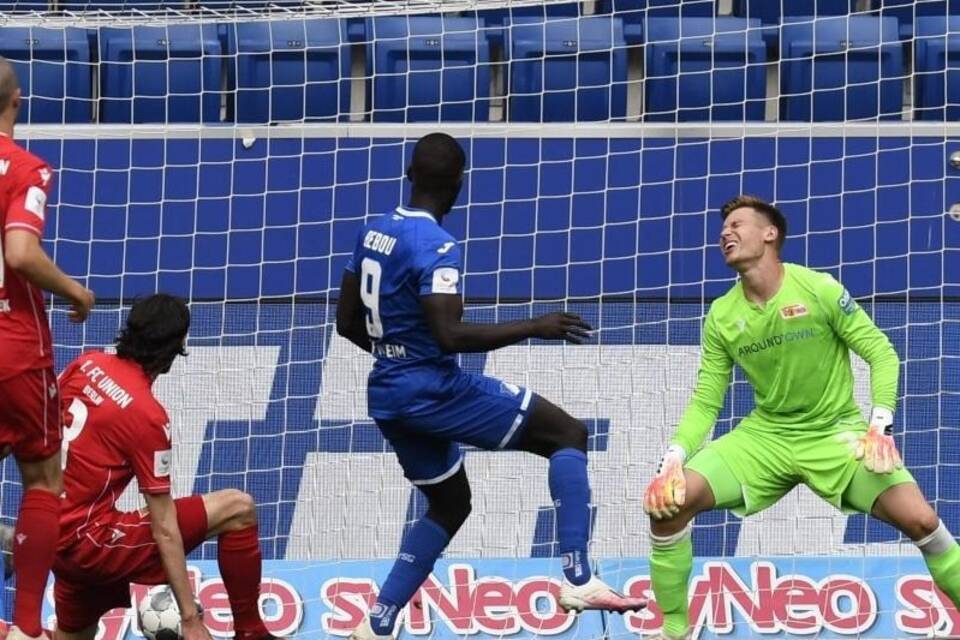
[154,450,172,477]
[779,303,808,320]
[838,289,858,315]
[25,186,46,220]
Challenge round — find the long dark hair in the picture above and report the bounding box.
[116,294,190,378]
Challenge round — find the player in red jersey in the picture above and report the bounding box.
[54,295,280,640]
[0,57,95,640]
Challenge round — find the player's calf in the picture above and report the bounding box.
[198,490,272,640]
[872,483,960,609]
[14,453,63,638]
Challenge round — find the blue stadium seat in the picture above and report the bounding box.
[0,27,92,124]
[475,2,581,48]
[780,16,903,121]
[596,0,714,44]
[733,0,857,24]
[870,0,960,40]
[368,17,491,122]
[914,16,960,120]
[100,25,221,123]
[645,17,766,121]
[734,0,858,46]
[229,20,349,123]
[509,16,627,121]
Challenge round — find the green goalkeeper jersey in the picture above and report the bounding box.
[672,263,900,454]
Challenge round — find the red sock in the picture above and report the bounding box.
[218,526,268,638]
[14,489,60,637]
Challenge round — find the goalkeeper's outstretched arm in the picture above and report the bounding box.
[645,308,732,518]
[671,310,735,455]
[817,273,902,473]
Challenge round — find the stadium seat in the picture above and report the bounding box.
[475,2,581,49]
[733,0,858,46]
[509,16,628,121]
[733,0,858,25]
[914,16,960,120]
[368,17,491,122]
[870,0,960,40]
[645,17,766,121]
[596,0,715,44]
[229,19,349,123]
[100,25,221,123]
[0,27,92,124]
[779,16,903,121]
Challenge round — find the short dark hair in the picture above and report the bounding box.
[720,195,787,252]
[116,294,190,378]
[408,132,466,193]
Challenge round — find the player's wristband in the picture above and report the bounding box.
[657,444,686,474]
[870,407,894,436]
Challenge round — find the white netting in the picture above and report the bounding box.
[0,2,958,638]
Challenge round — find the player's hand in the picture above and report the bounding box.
[180,612,213,640]
[643,445,687,520]
[68,286,95,323]
[851,408,903,474]
[530,312,592,344]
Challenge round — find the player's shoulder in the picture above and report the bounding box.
[61,349,107,378]
[785,263,843,296]
[394,209,457,255]
[1,138,51,178]
[707,280,745,318]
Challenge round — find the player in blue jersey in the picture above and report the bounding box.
[337,133,647,640]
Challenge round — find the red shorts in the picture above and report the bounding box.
[53,495,208,632]
[0,367,61,461]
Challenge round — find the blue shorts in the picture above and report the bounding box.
[375,373,537,486]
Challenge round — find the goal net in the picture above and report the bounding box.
[0,1,958,638]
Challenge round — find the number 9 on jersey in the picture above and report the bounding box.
[360,258,384,339]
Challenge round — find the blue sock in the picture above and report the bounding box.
[369,517,450,635]
[549,448,592,586]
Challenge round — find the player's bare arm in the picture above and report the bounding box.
[4,229,94,322]
[421,293,591,353]
[336,270,372,353]
[144,492,212,640]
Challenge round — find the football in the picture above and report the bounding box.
[137,585,203,640]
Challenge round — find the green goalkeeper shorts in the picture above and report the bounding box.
[685,417,915,517]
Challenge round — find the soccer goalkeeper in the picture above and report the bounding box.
[643,195,960,640]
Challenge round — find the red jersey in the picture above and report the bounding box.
[0,133,55,380]
[57,351,173,548]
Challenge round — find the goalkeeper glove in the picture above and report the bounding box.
[852,408,903,474]
[643,445,686,520]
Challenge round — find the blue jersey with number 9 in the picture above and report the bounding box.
[344,207,464,418]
